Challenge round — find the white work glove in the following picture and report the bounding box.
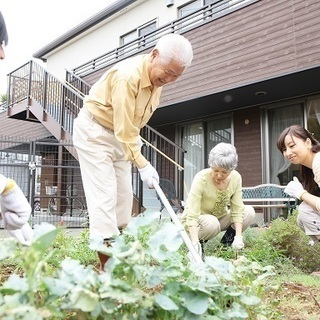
[8,223,34,246]
[187,241,203,263]
[309,239,315,246]
[231,235,244,250]
[1,182,32,230]
[284,177,306,200]
[137,135,144,149]
[138,163,159,188]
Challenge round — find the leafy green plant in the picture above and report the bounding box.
[262,211,320,273]
[0,214,277,319]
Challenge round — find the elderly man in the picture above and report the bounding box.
[73,33,193,271]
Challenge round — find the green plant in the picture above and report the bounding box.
[0,93,6,104]
[204,227,288,268]
[0,214,277,319]
[262,211,320,273]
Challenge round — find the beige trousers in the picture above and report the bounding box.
[198,205,255,241]
[73,108,133,242]
[297,201,320,240]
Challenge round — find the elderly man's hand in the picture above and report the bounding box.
[138,163,159,188]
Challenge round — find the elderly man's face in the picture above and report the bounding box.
[148,49,185,87]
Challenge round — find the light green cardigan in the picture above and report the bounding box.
[182,168,245,228]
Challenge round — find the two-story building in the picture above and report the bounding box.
[3,0,320,222]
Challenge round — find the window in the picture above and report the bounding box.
[178,0,202,30]
[180,116,232,198]
[266,104,304,186]
[120,20,157,56]
[265,98,320,185]
[307,98,320,141]
[179,0,202,18]
[178,0,251,31]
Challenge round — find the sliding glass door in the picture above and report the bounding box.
[180,116,232,199]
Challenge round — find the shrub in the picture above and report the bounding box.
[261,211,320,273]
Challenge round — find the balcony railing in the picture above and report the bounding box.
[72,0,255,78]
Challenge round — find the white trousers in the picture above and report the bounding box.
[198,205,256,241]
[73,108,133,242]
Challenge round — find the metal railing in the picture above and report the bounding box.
[72,0,254,77]
[7,61,185,213]
[7,61,83,138]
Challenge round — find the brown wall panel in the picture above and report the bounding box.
[233,107,262,187]
[160,0,320,106]
[83,0,320,109]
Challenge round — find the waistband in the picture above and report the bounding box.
[81,107,114,133]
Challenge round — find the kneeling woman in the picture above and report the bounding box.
[181,142,255,258]
[277,125,320,244]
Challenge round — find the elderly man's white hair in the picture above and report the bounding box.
[208,142,238,171]
[154,33,193,67]
[0,11,8,46]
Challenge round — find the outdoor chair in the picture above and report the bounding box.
[157,178,184,216]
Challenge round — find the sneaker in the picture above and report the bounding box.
[220,226,236,247]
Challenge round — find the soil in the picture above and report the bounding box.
[269,281,320,320]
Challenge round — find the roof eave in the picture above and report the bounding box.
[33,0,137,61]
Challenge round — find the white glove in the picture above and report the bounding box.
[8,223,34,246]
[1,183,32,230]
[138,163,159,188]
[187,241,203,263]
[309,239,315,246]
[137,135,144,149]
[284,177,306,200]
[232,235,244,250]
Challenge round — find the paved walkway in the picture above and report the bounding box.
[0,227,85,239]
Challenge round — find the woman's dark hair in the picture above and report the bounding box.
[0,11,8,46]
[277,125,320,193]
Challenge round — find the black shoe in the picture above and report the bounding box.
[220,226,236,247]
[199,240,207,260]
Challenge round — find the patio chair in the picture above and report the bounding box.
[157,178,184,215]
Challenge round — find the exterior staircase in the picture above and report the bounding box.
[6,60,185,214]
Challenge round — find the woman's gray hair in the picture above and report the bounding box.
[208,142,238,171]
[0,11,8,45]
[154,33,193,67]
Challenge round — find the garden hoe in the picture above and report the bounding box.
[152,178,203,264]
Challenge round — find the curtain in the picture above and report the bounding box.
[307,99,320,141]
[182,123,204,198]
[268,104,303,185]
[181,116,231,199]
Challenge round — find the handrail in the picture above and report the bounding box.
[140,137,184,171]
[7,60,186,212]
[64,80,85,97]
